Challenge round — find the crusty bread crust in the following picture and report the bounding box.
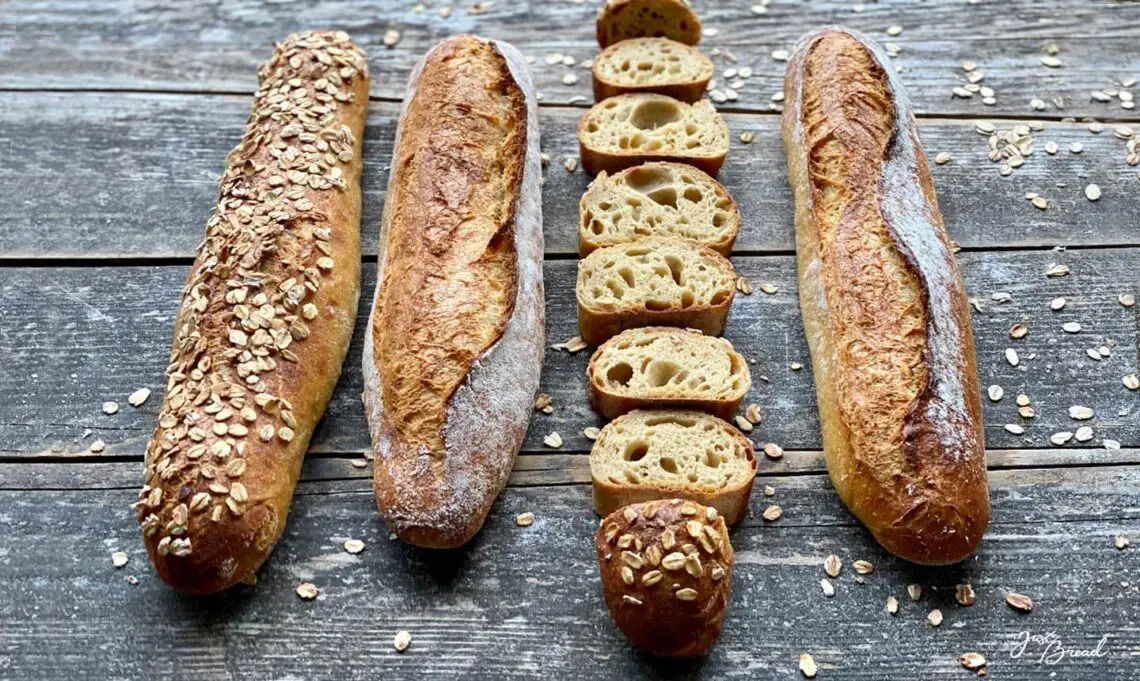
[577,237,736,345]
[782,27,989,565]
[135,31,369,594]
[588,327,750,421]
[592,38,713,103]
[595,499,733,657]
[363,35,544,549]
[590,410,757,524]
[596,0,702,48]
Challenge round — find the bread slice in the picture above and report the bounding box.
[579,162,739,256]
[593,38,713,103]
[588,327,751,420]
[596,0,702,48]
[591,409,757,524]
[577,237,736,346]
[578,94,729,176]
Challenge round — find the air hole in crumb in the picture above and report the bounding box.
[665,255,684,285]
[607,362,634,387]
[647,360,680,387]
[680,290,694,308]
[624,441,649,462]
[710,290,730,305]
[659,457,678,474]
[683,187,703,203]
[630,99,681,130]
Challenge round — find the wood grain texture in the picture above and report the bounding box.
[1,467,1138,680]
[4,93,1140,260]
[1,248,1134,458]
[3,1,1139,121]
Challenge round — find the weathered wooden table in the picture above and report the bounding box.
[2,1,1138,678]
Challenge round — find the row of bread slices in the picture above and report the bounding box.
[582,0,757,660]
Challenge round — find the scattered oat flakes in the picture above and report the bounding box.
[734,415,754,432]
[1004,424,1025,435]
[763,442,784,460]
[1050,297,1066,311]
[1074,426,1094,442]
[1009,323,1028,339]
[1005,592,1034,612]
[1116,535,1130,550]
[1119,294,1135,307]
[740,131,754,144]
[89,439,106,453]
[552,336,587,353]
[1085,183,1102,201]
[516,511,535,527]
[790,362,803,371]
[956,583,977,606]
[394,630,412,652]
[771,49,790,62]
[1104,439,1121,450]
[927,609,943,627]
[1069,142,1083,154]
[762,505,783,521]
[824,554,842,577]
[111,551,129,568]
[820,578,836,597]
[534,393,552,411]
[343,539,366,554]
[907,583,922,601]
[960,652,987,671]
[1005,348,1020,366]
[1045,140,1059,154]
[745,403,762,425]
[1050,431,1074,445]
[736,276,753,294]
[102,401,119,415]
[543,432,563,449]
[583,426,600,440]
[763,485,776,497]
[296,582,320,600]
[128,388,151,407]
[886,25,903,36]
[852,560,873,575]
[1068,405,1094,420]
[1041,56,1062,68]
[987,385,1004,402]
[934,152,952,165]
[1123,374,1139,390]
[799,652,818,678]
[1062,322,1082,334]
[383,29,401,48]
[561,73,578,86]
[886,595,899,614]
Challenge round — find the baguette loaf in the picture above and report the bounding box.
[363,35,544,549]
[591,409,757,524]
[782,27,989,565]
[578,94,729,176]
[579,162,739,256]
[577,237,736,345]
[596,0,702,48]
[593,38,713,103]
[588,327,750,420]
[134,31,369,594]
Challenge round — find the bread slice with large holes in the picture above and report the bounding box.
[596,0,702,48]
[588,327,751,420]
[578,237,736,346]
[578,94,729,176]
[591,409,757,524]
[579,162,739,256]
[593,38,713,103]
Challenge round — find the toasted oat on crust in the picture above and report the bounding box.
[579,162,739,256]
[596,0,702,48]
[590,409,757,524]
[578,94,729,176]
[593,38,713,103]
[577,237,736,345]
[595,498,734,657]
[587,327,750,420]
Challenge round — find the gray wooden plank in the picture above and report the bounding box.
[4,93,1140,260]
[5,447,1140,491]
[1,466,1138,680]
[2,0,1139,121]
[1,247,1135,459]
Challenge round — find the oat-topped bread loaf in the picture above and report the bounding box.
[588,327,750,420]
[134,31,369,594]
[578,94,729,176]
[783,27,989,564]
[595,499,734,657]
[577,237,736,345]
[593,38,714,103]
[364,35,544,549]
[591,410,757,524]
[596,0,702,48]
[579,162,739,256]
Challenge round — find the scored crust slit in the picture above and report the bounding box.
[782,27,989,565]
[364,35,545,549]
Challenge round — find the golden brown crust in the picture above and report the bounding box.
[782,27,988,565]
[596,0,703,48]
[595,499,733,657]
[135,31,369,594]
[365,36,545,548]
[590,410,757,524]
[372,36,523,453]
